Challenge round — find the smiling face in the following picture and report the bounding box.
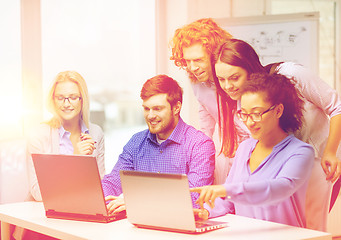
[182,43,213,83]
[53,81,82,125]
[215,60,248,100]
[240,92,281,141]
[142,93,181,140]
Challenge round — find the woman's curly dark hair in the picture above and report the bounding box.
[242,72,305,133]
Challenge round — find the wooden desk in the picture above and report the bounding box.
[0,202,332,240]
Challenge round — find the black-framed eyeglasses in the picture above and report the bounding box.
[236,105,276,122]
[54,95,82,105]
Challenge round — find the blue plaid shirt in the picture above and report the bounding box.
[102,118,215,207]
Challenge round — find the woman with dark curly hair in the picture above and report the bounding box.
[191,72,314,228]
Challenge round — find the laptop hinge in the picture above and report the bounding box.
[46,209,56,215]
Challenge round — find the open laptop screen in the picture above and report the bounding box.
[120,170,227,233]
[32,153,125,222]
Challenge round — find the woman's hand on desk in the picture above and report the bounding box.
[191,185,227,209]
[193,208,209,220]
[105,195,126,215]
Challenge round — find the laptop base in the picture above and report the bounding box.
[134,220,228,234]
[46,210,126,223]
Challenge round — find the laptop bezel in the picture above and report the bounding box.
[32,153,126,223]
[120,170,228,233]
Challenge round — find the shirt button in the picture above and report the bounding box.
[160,150,163,153]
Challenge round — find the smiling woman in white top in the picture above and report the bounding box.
[192,72,314,228]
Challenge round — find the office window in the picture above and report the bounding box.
[0,0,22,140]
[41,0,156,171]
[270,0,336,88]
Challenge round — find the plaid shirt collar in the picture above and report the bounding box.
[147,117,184,145]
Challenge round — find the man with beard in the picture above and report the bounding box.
[102,74,215,214]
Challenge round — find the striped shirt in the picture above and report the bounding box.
[58,122,89,155]
[102,118,215,207]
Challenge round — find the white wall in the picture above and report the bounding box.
[337,2,341,94]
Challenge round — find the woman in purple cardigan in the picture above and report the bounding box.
[192,72,314,228]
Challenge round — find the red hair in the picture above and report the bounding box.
[170,18,232,82]
[140,75,183,108]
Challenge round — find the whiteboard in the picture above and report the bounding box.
[215,12,319,74]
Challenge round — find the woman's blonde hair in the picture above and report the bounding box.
[46,71,90,129]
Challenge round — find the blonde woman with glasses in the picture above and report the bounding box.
[26,71,105,202]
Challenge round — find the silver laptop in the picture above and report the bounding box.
[32,153,126,223]
[120,170,228,233]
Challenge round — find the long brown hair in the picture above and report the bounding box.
[212,39,266,157]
